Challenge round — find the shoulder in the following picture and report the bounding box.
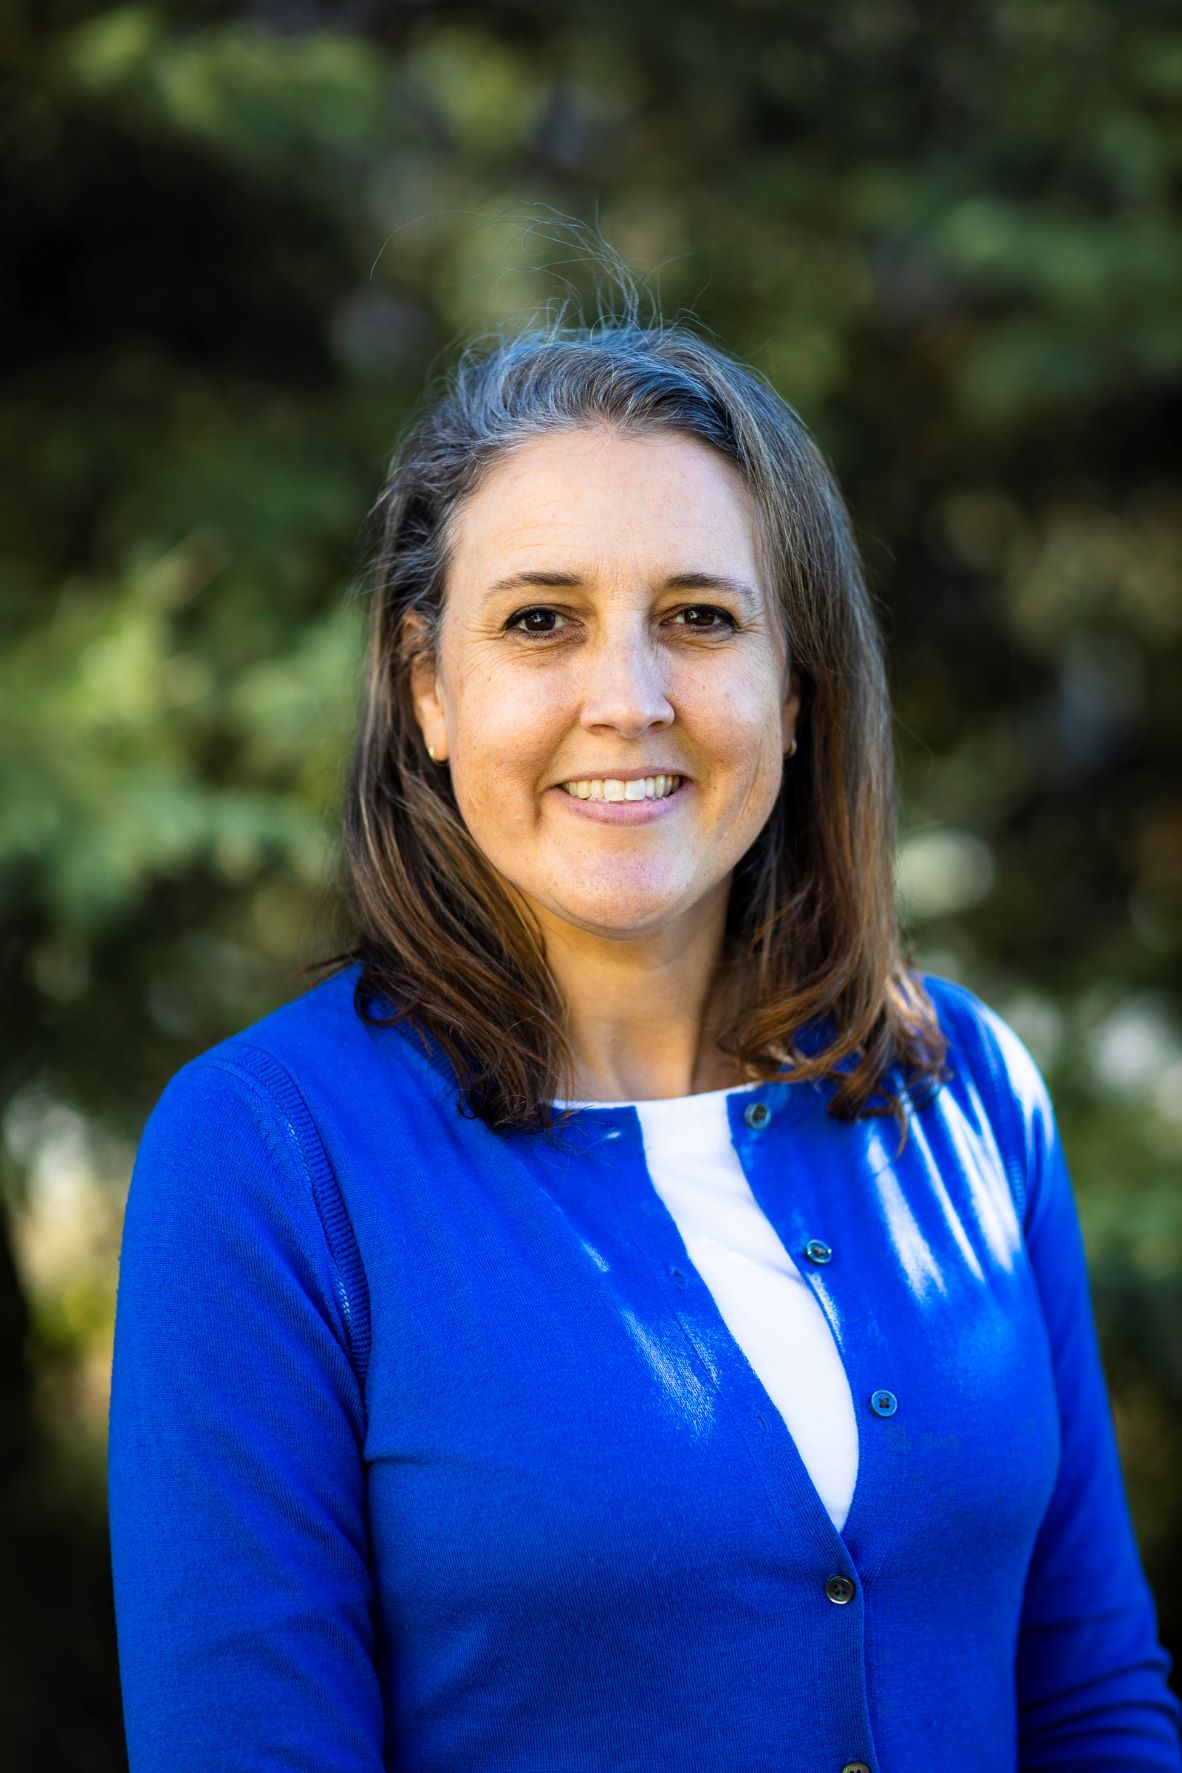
[917,971,1049,1106]
[118,970,382,1403]
[139,959,454,1157]
[910,970,1060,1221]
[128,963,442,1332]
[195,959,380,1080]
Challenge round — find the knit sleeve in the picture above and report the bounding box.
[107,1055,386,1773]
[1000,1026,1182,1768]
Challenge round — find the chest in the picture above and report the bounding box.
[358,1090,1060,1619]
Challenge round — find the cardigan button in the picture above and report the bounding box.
[825,1574,856,1604]
[842,1763,872,1772]
[743,1100,770,1129]
[870,1389,897,1416]
[803,1238,832,1265]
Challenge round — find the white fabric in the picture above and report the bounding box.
[561,1083,859,1533]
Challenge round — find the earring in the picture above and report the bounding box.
[787,736,798,757]
[427,744,436,762]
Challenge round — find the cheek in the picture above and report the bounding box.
[452,664,548,753]
[685,659,785,767]
[448,666,567,824]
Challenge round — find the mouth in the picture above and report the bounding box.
[556,773,684,803]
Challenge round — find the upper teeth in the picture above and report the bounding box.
[561,775,682,801]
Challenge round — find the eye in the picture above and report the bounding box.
[505,605,569,636]
[667,604,739,633]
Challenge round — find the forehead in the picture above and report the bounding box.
[445,427,765,583]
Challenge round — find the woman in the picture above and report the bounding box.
[107,309,1182,1772]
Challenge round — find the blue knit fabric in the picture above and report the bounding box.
[107,964,1182,1771]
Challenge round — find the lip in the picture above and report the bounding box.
[547,778,691,824]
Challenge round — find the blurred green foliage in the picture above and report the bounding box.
[1,1,1180,1765]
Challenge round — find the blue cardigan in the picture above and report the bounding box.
[107,964,1182,1771]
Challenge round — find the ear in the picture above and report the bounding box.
[402,610,449,763]
[781,663,803,755]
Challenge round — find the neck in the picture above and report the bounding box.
[534,883,749,1102]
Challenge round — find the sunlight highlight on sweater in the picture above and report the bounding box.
[866,1122,954,1301]
[618,1306,719,1436]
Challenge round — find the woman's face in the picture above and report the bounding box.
[409,426,802,945]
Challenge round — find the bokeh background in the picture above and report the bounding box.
[3,2,1181,1765]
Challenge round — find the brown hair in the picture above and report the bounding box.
[317,283,948,1143]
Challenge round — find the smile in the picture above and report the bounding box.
[560,775,682,801]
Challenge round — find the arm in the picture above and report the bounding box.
[107,1056,386,1772]
[1004,1026,1182,1769]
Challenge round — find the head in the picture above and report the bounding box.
[406,423,803,954]
[339,312,946,1134]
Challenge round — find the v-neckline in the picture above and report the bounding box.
[557,1084,876,1568]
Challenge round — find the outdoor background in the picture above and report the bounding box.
[3,1,1180,1765]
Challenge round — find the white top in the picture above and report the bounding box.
[558,1083,859,1533]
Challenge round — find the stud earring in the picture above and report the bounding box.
[427,744,436,762]
[787,736,798,757]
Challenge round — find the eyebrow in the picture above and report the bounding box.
[484,569,761,606]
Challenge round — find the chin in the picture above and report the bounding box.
[540,885,697,940]
[569,913,675,941]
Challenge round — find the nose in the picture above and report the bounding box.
[577,621,675,739]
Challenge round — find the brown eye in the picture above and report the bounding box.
[670,605,739,632]
[506,606,567,635]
